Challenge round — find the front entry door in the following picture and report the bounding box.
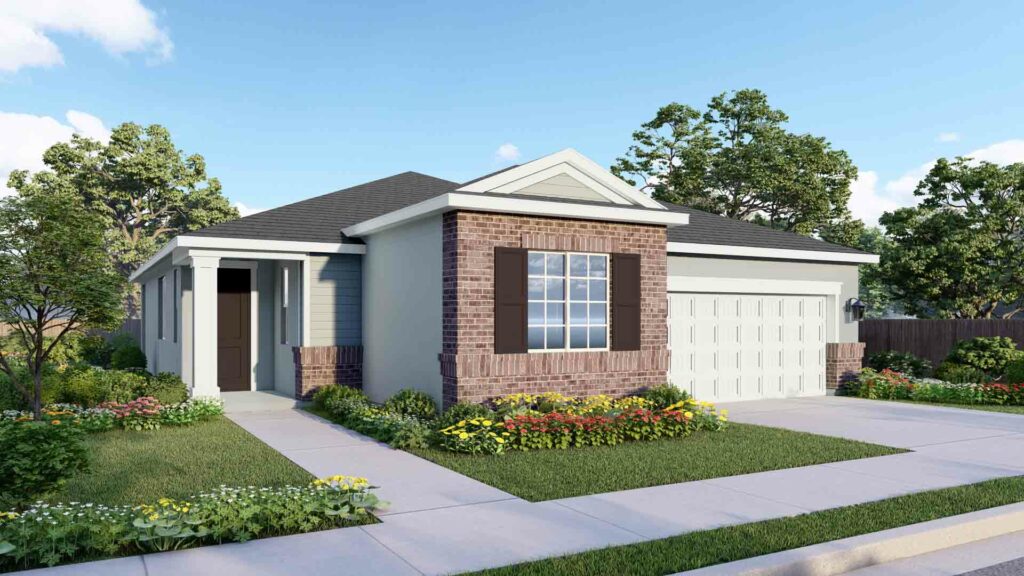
[217,268,251,392]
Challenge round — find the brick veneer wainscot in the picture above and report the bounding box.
[292,345,362,400]
[826,342,866,389]
[439,210,669,407]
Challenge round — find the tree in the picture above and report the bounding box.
[7,123,238,314]
[879,158,1024,318]
[0,189,125,419]
[612,89,860,242]
[854,227,901,318]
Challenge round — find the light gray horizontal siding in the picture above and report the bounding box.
[309,254,362,346]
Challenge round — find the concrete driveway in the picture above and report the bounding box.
[721,395,1024,474]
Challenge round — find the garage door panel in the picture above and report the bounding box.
[669,292,827,403]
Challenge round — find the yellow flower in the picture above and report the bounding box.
[684,411,693,419]
[482,420,493,426]
[51,419,61,425]
[458,432,469,440]
[495,437,505,444]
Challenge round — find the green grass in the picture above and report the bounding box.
[407,423,905,501]
[462,475,1024,576]
[903,401,1024,415]
[53,416,313,505]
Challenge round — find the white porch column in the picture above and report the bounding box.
[191,255,220,397]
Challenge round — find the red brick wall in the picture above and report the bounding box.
[440,211,669,406]
[826,342,865,389]
[293,345,362,400]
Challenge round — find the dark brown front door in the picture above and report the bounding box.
[218,268,251,392]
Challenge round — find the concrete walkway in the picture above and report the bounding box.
[22,396,1024,575]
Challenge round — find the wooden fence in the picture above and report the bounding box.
[860,319,1024,367]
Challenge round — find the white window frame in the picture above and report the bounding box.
[527,250,609,353]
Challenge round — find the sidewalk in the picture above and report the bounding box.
[21,397,1024,575]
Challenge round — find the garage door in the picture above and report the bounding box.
[668,293,826,402]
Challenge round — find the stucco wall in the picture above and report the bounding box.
[362,215,443,404]
[667,256,862,343]
[142,269,182,376]
[273,260,302,395]
[308,254,362,346]
[255,262,276,390]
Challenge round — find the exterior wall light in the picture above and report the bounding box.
[847,298,866,321]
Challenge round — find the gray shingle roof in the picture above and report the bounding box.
[189,172,458,244]
[188,170,869,257]
[659,202,868,255]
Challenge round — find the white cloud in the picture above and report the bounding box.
[495,143,521,162]
[0,110,108,195]
[852,139,1024,227]
[233,202,265,217]
[0,0,172,73]
[937,132,960,143]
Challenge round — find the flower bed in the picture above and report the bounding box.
[839,368,1024,406]
[312,385,728,456]
[0,475,382,571]
[438,396,726,455]
[1,397,224,432]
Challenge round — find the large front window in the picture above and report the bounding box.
[527,251,608,351]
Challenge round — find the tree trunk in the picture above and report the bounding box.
[32,370,42,420]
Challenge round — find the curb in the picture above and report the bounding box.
[675,502,1024,576]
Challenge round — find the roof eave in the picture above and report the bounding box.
[342,193,689,238]
[667,241,880,264]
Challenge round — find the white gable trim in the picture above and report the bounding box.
[458,148,665,209]
[342,192,689,238]
[491,163,630,205]
[667,241,880,264]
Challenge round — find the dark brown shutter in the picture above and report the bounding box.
[494,247,528,354]
[611,253,641,351]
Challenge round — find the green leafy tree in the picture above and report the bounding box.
[0,190,125,419]
[879,158,1024,318]
[855,227,901,318]
[613,89,860,242]
[7,123,238,313]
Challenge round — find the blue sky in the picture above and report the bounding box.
[1,0,1021,224]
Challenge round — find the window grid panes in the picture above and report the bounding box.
[527,251,608,351]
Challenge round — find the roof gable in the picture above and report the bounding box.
[456,148,665,209]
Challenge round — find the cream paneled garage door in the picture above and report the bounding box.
[668,293,827,402]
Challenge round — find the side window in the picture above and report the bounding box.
[157,276,165,340]
[172,269,179,343]
[279,266,289,345]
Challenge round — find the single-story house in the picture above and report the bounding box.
[129,149,878,406]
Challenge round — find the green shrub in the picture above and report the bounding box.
[146,372,188,405]
[1003,359,1024,384]
[110,343,146,370]
[78,334,113,367]
[105,370,149,402]
[0,372,26,411]
[935,362,990,384]
[383,388,437,420]
[944,337,1024,378]
[56,366,110,407]
[312,385,368,415]
[0,477,381,571]
[866,351,932,377]
[438,402,496,428]
[640,384,691,409]
[0,421,88,510]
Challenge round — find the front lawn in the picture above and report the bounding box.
[53,416,313,505]
[462,475,1024,576]
[408,423,904,501]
